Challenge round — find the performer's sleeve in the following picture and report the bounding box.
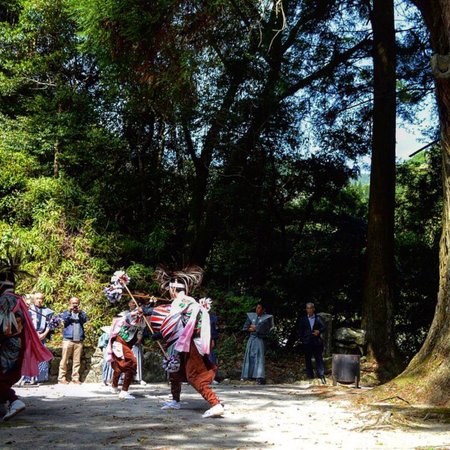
[141,306,154,316]
[242,317,251,332]
[256,319,272,338]
[80,311,89,324]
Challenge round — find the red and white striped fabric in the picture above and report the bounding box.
[160,311,184,347]
[148,305,171,332]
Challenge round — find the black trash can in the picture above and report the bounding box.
[332,354,360,388]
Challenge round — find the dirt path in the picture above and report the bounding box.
[1,382,449,449]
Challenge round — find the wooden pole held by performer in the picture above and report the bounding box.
[121,282,169,358]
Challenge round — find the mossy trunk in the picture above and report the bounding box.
[373,0,450,406]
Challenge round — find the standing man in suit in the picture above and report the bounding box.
[297,302,327,384]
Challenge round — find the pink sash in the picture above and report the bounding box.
[105,317,125,363]
[171,295,211,355]
[11,293,53,377]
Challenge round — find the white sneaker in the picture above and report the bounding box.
[140,380,147,386]
[110,386,120,394]
[118,391,135,400]
[202,403,224,418]
[3,399,26,421]
[161,400,181,410]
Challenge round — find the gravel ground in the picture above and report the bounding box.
[0,381,449,449]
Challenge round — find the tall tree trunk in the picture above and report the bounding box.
[362,0,399,378]
[376,0,450,405]
[186,73,244,265]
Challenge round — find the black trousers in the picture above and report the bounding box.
[303,343,324,378]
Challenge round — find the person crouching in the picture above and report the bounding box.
[108,307,145,400]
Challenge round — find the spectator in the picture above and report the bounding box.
[296,302,327,384]
[98,325,113,386]
[241,303,274,385]
[209,311,220,384]
[58,297,88,384]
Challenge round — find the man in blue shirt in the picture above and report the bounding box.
[58,297,88,384]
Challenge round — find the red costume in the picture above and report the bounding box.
[0,291,53,415]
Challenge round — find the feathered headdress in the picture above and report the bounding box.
[154,265,204,295]
[0,247,31,288]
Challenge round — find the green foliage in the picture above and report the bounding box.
[207,289,259,334]
[0,215,116,345]
[0,0,440,366]
[394,147,441,359]
[215,333,243,375]
[126,263,157,292]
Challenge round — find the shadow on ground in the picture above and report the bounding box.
[0,383,313,449]
[1,382,449,449]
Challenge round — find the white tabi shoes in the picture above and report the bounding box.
[202,403,224,418]
[110,386,120,394]
[118,390,135,400]
[161,400,181,410]
[3,399,26,421]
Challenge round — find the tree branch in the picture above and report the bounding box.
[279,38,371,100]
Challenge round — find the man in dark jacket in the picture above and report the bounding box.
[58,297,88,384]
[297,302,326,384]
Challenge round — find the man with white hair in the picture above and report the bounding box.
[297,302,327,384]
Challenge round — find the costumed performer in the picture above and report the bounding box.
[0,261,53,421]
[20,292,54,384]
[106,306,146,400]
[121,300,146,385]
[241,302,274,385]
[152,266,224,418]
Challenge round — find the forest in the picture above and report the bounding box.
[0,0,448,405]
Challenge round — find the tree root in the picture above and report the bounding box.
[378,395,411,405]
[354,403,450,432]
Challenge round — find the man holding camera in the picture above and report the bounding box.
[58,297,88,384]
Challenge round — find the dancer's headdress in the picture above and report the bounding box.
[0,247,30,290]
[153,265,204,295]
